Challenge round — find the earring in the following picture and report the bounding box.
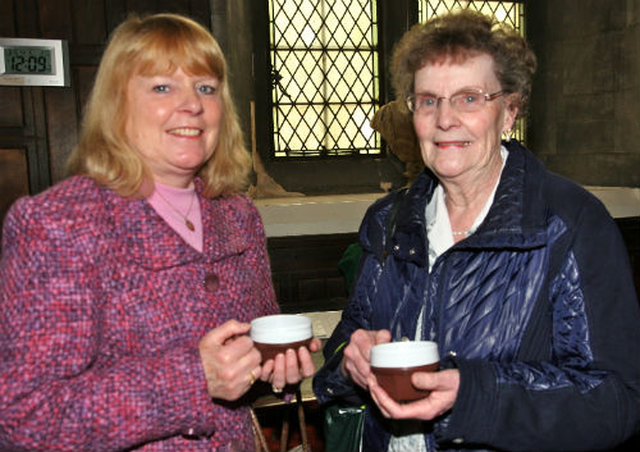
[502,129,512,142]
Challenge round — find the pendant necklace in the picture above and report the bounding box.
[155,188,197,231]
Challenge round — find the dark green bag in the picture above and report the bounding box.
[323,404,366,452]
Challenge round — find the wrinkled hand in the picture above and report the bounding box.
[368,368,460,421]
[260,337,322,391]
[198,320,262,401]
[341,329,392,389]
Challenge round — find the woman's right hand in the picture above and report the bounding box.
[341,329,391,389]
[198,320,262,401]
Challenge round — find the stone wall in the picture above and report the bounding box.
[527,0,640,187]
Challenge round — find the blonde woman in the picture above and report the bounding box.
[0,13,319,452]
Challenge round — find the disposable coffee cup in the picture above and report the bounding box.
[370,341,440,403]
[250,314,313,362]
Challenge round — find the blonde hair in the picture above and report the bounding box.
[390,9,537,119]
[67,13,251,198]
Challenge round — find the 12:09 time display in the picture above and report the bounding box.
[4,47,53,75]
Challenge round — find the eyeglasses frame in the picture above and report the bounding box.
[406,89,506,115]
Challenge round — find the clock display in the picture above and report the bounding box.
[4,46,53,75]
[1,38,69,86]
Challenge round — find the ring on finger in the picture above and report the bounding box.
[248,370,257,386]
[272,385,283,394]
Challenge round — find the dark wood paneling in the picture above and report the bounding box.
[103,0,127,31]
[0,149,30,227]
[128,0,157,15]
[72,0,107,44]
[23,87,52,193]
[0,88,24,127]
[39,0,74,40]
[15,0,40,37]
[267,233,357,312]
[74,66,98,112]
[0,0,15,36]
[45,87,78,183]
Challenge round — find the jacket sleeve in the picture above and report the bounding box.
[438,203,640,451]
[313,189,411,407]
[313,249,381,406]
[312,189,400,407]
[0,195,256,451]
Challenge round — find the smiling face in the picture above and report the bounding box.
[124,67,222,187]
[413,53,517,189]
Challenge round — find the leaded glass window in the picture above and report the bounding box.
[268,0,380,158]
[267,0,527,160]
[418,1,527,142]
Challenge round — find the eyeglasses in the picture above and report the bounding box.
[406,89,505,115]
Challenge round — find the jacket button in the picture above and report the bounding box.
[182,427,198,439]
[182,426,215,440]
[204,274,219,292]
[393,245,400,251]
[408,248,416,255]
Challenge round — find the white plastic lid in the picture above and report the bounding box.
[250,314,313,344]
[370,341,439,368]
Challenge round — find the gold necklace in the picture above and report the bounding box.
[154,188,197,231]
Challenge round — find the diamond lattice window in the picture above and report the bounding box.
[268,1,526,159]
[418,0,527,142]
[268,0,380,158]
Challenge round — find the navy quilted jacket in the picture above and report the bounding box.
[313,140,640,451]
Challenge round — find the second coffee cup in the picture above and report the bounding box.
[370,340,440,403]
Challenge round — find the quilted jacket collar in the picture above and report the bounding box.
[386,140,549,266]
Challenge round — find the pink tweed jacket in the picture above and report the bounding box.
[0,176,278,452]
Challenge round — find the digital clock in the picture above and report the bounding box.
[4,46,53,75]
[0,38,70,87]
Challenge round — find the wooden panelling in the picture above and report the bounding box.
[0,88,23,128]
[0,149,29,227]
[0,0,15,36]
[14,0,39,37]
[45,87,78,183]
[39,0,74,40]
[74,66,98,112]
[72,0,107,44]
[267,233,357,312]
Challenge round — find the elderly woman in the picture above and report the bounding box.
[0,13,319,452]
[314,9,639,452]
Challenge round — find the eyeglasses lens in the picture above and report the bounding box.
[409,91,486,114]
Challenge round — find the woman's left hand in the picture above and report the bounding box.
[367,368,460,421]
[259,338,322,391]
